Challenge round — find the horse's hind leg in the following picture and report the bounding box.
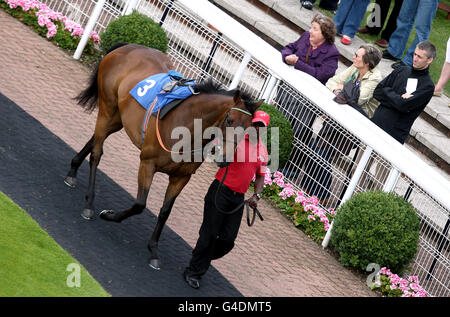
[64,136,94,188]
[148,174,191,270]
[100,159,156,222]
[81,111,122,220]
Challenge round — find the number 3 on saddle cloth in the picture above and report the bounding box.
[129,70,197,141]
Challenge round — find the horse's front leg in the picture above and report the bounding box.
[148,174,191,270]
[100,160,155,222]
[64,135,94,188]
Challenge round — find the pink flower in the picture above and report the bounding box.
[328,208,337,215]
[379,267,392,276]
[305,196,319,206]
[390,274,401,285]
[274,177,284,188]
[410,283,422,293]
[390,284,398,290]
[416,289,428,297]
[399,284,410,292]
[307,215,315,221]
[46,25,57,38]
[295,191,306,204]
[37,13,49,27]
[90,31,101,43]
[408,276,419,283]
[401,291,412,297]
[273,171,284,179]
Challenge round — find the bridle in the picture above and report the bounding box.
[155,106,250,155]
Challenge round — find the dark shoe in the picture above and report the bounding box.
[382,50,398,61]
[358,27,370,34]
[300,0,313,10]
[391,61,407,69]
[183,269,200,289]
[375,38,389,48]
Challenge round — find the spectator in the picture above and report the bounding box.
[277,14,339,178]
[373,41,436,144]
[382,0,439,69]
[326,44,383,118]
[334,0,371,45]
[300,0,339,13]
[300,44,382,203]
[357,0,404,48]
[434,37,450,97]
[281,14,339,85]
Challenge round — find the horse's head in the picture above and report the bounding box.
[213,90,263,168]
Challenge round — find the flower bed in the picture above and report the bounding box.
[260,170,428,296]
[260,169,335,243]
[1,0,100,54]
[371,267,428,297]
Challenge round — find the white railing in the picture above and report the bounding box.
[41,0,450,297]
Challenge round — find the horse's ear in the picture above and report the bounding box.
[255,100,264,109]
[233,90,241,104]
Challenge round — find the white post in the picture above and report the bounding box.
[382,168,400,192]
[73,0,106,60]
[260,73,279,103]
[229,51,252,90]
[122,0,139,15]
[321,146,373,248]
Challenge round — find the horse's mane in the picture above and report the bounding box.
[193,78,259,115]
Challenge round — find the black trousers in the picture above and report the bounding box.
[365,0,404,40]
[186,179,244,278]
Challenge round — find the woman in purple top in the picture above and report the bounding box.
[277,14,339,178]
[281,15,339,85]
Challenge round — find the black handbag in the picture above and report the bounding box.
[317,78,363,156]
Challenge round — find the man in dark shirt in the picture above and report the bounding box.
[371,41,436,144]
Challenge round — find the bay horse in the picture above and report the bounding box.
[65,43,262,270]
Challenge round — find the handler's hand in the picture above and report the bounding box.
[248,195,259,209]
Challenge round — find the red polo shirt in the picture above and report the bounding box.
[215,136,268,194]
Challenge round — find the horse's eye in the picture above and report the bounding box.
[226,117,233,125]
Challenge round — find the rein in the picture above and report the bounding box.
[155,106,251,155]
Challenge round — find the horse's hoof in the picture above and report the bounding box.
[81,209,95,220]
[149,258,161,270]
[64,176,77,188]
[99,210,122,223]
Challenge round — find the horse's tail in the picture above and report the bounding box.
[74,42,129,113]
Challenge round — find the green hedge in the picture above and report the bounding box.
[100,11,168,54]
[258,103,293,169]
[330,190,420,274]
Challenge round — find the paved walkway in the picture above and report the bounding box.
[0,9,375,297]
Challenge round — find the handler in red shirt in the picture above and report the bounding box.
[183,111,270,289]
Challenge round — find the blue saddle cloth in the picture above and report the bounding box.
[129,70,195,114]
[129,70,196,142]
